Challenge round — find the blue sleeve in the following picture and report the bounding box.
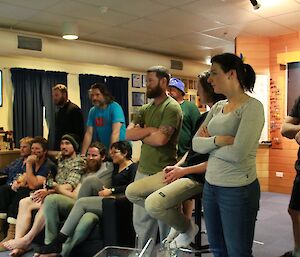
[111,102,125,124]
[86,107,95,127]
[36,160,57,177]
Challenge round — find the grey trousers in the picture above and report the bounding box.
[43,194,99,257]
[126,171,170,254]
[145,176,202,232]
[43,175,105,257]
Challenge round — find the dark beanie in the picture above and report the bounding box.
[61,134,80,152]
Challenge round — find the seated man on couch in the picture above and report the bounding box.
[0,136,56,248]
[0,136,33,241]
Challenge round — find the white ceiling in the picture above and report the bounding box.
[0,0,299,62]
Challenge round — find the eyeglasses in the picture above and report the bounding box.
[110,150,121,155]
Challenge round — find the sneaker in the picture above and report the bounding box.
[169,221,199,249]
[162,227,180,244]
[279,251,295,257]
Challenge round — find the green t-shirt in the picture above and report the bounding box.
[178,100,201,158]
[134,96,182,175]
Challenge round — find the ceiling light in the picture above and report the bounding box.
[62,22,78,40]
[250,0,261,10]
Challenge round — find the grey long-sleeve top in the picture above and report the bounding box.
[192,97,264,187]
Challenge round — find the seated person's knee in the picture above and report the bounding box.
[19,197,34,209]
[145,193,164,216]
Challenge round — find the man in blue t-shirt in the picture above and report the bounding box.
[0,136,56,245]
[81,83,126,155]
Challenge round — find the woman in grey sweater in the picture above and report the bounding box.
[192,53,264,257]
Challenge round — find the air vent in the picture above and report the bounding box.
[171,59,183,70]
[18,35,42,51]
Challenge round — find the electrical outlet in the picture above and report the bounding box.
[275,171,284,178]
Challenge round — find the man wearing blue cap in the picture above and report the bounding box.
[168,78,201,159]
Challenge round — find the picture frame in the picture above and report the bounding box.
[0,70,2,107]
[142,74,147,88]
[190,94,196,103]
[132,92,145,106]
[132,74,142,88]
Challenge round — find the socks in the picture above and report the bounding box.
[35,232,68,254]
[162,227,180,244]
[169,220,199,249]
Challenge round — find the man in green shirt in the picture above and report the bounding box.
[168,78,201,159]
[126,66,182,254]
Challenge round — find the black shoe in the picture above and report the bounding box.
[280,251,295,257]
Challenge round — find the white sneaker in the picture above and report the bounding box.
[162,227,180,244]
[169,221,199,249]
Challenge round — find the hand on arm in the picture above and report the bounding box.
[215,136,235,147]
[295,130,300,145]
[143,125,175,146]
[126,125,158,141]
[163,162,207,184]
[25,156,46,189]
[164,166,186,184]
[98,186,112,197]
[31,189,49,203]
[281,116,300,139]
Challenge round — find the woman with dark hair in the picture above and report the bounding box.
[193,53,264,257]
[35,141,137,257]
[126,73,225,249]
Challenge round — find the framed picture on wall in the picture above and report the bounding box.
[190,95,196,103]
[132,74,142,88]
[142,74,147,88]
[132,92,145,106]
[0,70,2,107]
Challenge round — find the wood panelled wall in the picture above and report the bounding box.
[236,34,300,194]
[236,37,270,192]
[269,33,300,194]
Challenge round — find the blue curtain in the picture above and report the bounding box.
[106,76,129,125]
[79,74,105,126]
[11,68,68,147]
[42,71,68,149]
[79,74,129,126]
[11,68,44,146]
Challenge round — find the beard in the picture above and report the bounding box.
[54,96,66,106]
[86,159,102,173]
[146,82,164,98]
[92,99,106,107]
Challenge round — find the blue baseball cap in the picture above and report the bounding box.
[169,78,185,95]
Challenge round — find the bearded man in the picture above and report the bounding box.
[125,66,182,255]
[81,83,126,156]
[52,84,84,150]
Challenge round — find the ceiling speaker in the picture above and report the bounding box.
[171,59,183,70]
[18,35,42,51]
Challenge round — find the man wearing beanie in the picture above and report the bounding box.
[168,78,201,159]
[61,134,80,153]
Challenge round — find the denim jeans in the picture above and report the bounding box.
[203,179,260,257]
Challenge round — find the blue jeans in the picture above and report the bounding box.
[203,179,260,257]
